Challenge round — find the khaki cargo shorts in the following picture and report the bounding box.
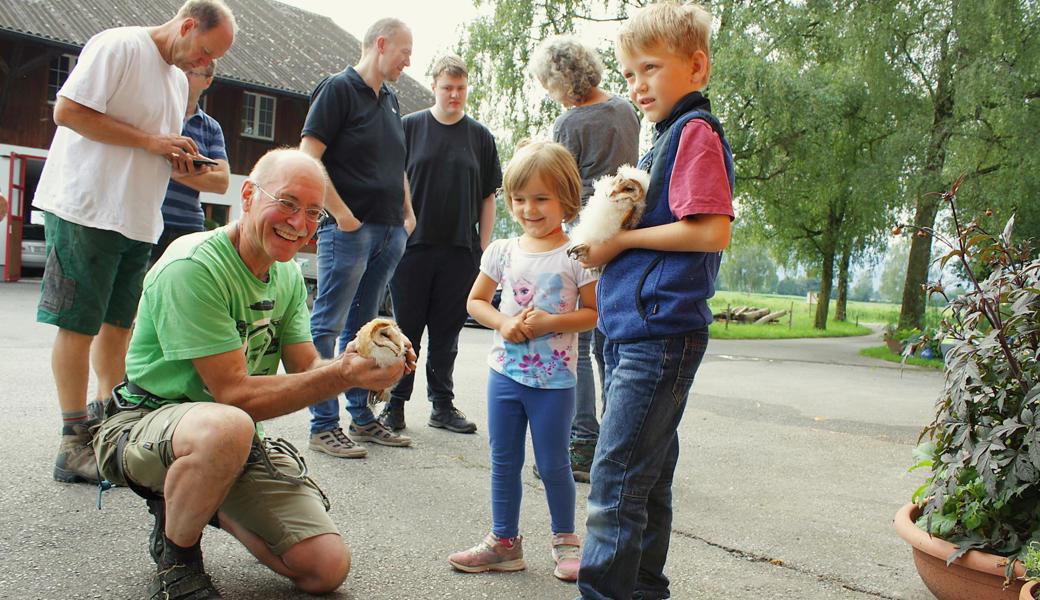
[94,402,338,555]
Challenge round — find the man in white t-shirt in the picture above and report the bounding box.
[34,0,236,485]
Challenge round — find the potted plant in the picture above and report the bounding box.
[893,177,1040,600]
[1020,543,1040,600]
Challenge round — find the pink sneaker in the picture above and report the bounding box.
[551,532,582,581]
[449,533,526,573]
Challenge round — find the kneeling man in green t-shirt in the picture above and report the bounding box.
[93,147,414,599]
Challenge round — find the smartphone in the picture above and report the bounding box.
[192,157,219,167]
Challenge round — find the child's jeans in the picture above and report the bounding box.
[487,369,576,539]
[577,330,709,600]
[571,327,607,443]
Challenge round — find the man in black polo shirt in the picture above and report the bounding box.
[301,17,415,458]
[378,55,501,434]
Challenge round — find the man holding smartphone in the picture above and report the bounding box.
[152,58,230,263]
[33,0,236,485]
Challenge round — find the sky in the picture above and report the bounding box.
[277,0,482,83]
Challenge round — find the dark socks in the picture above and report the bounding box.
[388,398,406,411]
[160,534,203,569]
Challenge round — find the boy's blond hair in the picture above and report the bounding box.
[618,2,713,84]
[503,141,582,223]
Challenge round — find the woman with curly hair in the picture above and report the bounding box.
[529,35,640,484]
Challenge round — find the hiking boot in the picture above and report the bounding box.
[148,498,166,565]
[54,422,99,483]
[309,428,368,458]
[349,420,412,447]
[551,532,582,581]
[429,405,477,434]
[148,562,222,599]
[378,401,406,431]
[448,532,525,573]
[570,439,596,483]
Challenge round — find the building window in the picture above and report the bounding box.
[48,54,78,102]
[242,92,275,140]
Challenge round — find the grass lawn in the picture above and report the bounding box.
[707,291,880,339]
[859,345,945,370]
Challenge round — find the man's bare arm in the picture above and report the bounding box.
[478,192,496,251]
[193,342,406,422]
[55,96,198,172]
[299,135,361,231]
[403,172,416,235]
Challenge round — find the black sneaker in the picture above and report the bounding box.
[429,406,477,434]
[148,562,222,599]
[378,402,406,431]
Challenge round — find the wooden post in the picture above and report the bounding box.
[725,303,730,329]
[789,302,793,329]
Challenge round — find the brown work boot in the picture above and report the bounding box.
[54,422,98,484]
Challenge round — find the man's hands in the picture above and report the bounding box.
[147,133,200,174]
[336,214,363,232]
[337,340,416,391]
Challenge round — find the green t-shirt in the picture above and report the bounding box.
[122,228,312,405]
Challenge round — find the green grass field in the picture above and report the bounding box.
[706,291,903,339]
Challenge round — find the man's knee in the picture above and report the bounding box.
[285,534,351,594]
[174,404,254,459]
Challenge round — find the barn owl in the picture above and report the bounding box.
[354,318,407,406]
[567,165,651,265]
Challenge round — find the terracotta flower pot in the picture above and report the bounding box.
[895,503,1025,600]
[1022,580,1038,600]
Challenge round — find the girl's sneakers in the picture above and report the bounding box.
[551,532,582,581]
[448,533,526,573]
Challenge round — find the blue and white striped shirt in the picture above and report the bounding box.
[160,105,228,231]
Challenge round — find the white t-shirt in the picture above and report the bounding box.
[480,237,597,389]
[34,27,188,243]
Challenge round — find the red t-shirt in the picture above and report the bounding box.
[667,120,734,220]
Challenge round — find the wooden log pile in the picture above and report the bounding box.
[713,306,789,325]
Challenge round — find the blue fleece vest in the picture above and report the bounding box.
[597,93,734,342]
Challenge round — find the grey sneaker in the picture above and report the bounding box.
[349,420,412,447]
[54,422,99,483]
[449,532,525,573]
[309,428,367,458]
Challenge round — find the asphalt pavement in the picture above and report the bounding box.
[0,279,939,600]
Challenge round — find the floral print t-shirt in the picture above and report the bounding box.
[480,237,597,389]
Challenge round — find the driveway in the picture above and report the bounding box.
[0,280,937,599]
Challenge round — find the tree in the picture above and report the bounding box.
[855,0,1040,328]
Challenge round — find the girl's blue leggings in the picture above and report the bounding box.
[487,369,577,539]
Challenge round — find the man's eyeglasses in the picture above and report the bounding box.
[252,182,327,223]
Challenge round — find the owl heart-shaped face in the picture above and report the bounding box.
[371,324,403,353]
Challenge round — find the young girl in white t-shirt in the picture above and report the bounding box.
[449,141,597,582]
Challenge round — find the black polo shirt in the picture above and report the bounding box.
[302,67,405,225]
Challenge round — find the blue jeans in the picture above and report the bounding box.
[487,370,576,539]
[308,222,407,433]
[572,327,606,442]
[577,331,709,600]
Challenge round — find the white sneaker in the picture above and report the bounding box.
[309,427,367,458]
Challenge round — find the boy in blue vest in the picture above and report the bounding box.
[575,3,734,599]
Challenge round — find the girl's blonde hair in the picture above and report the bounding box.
[618,2,713,85]
[503,140,582,223]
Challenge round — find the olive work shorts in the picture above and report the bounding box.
[93,402,339,555]
[36,213,151,335]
